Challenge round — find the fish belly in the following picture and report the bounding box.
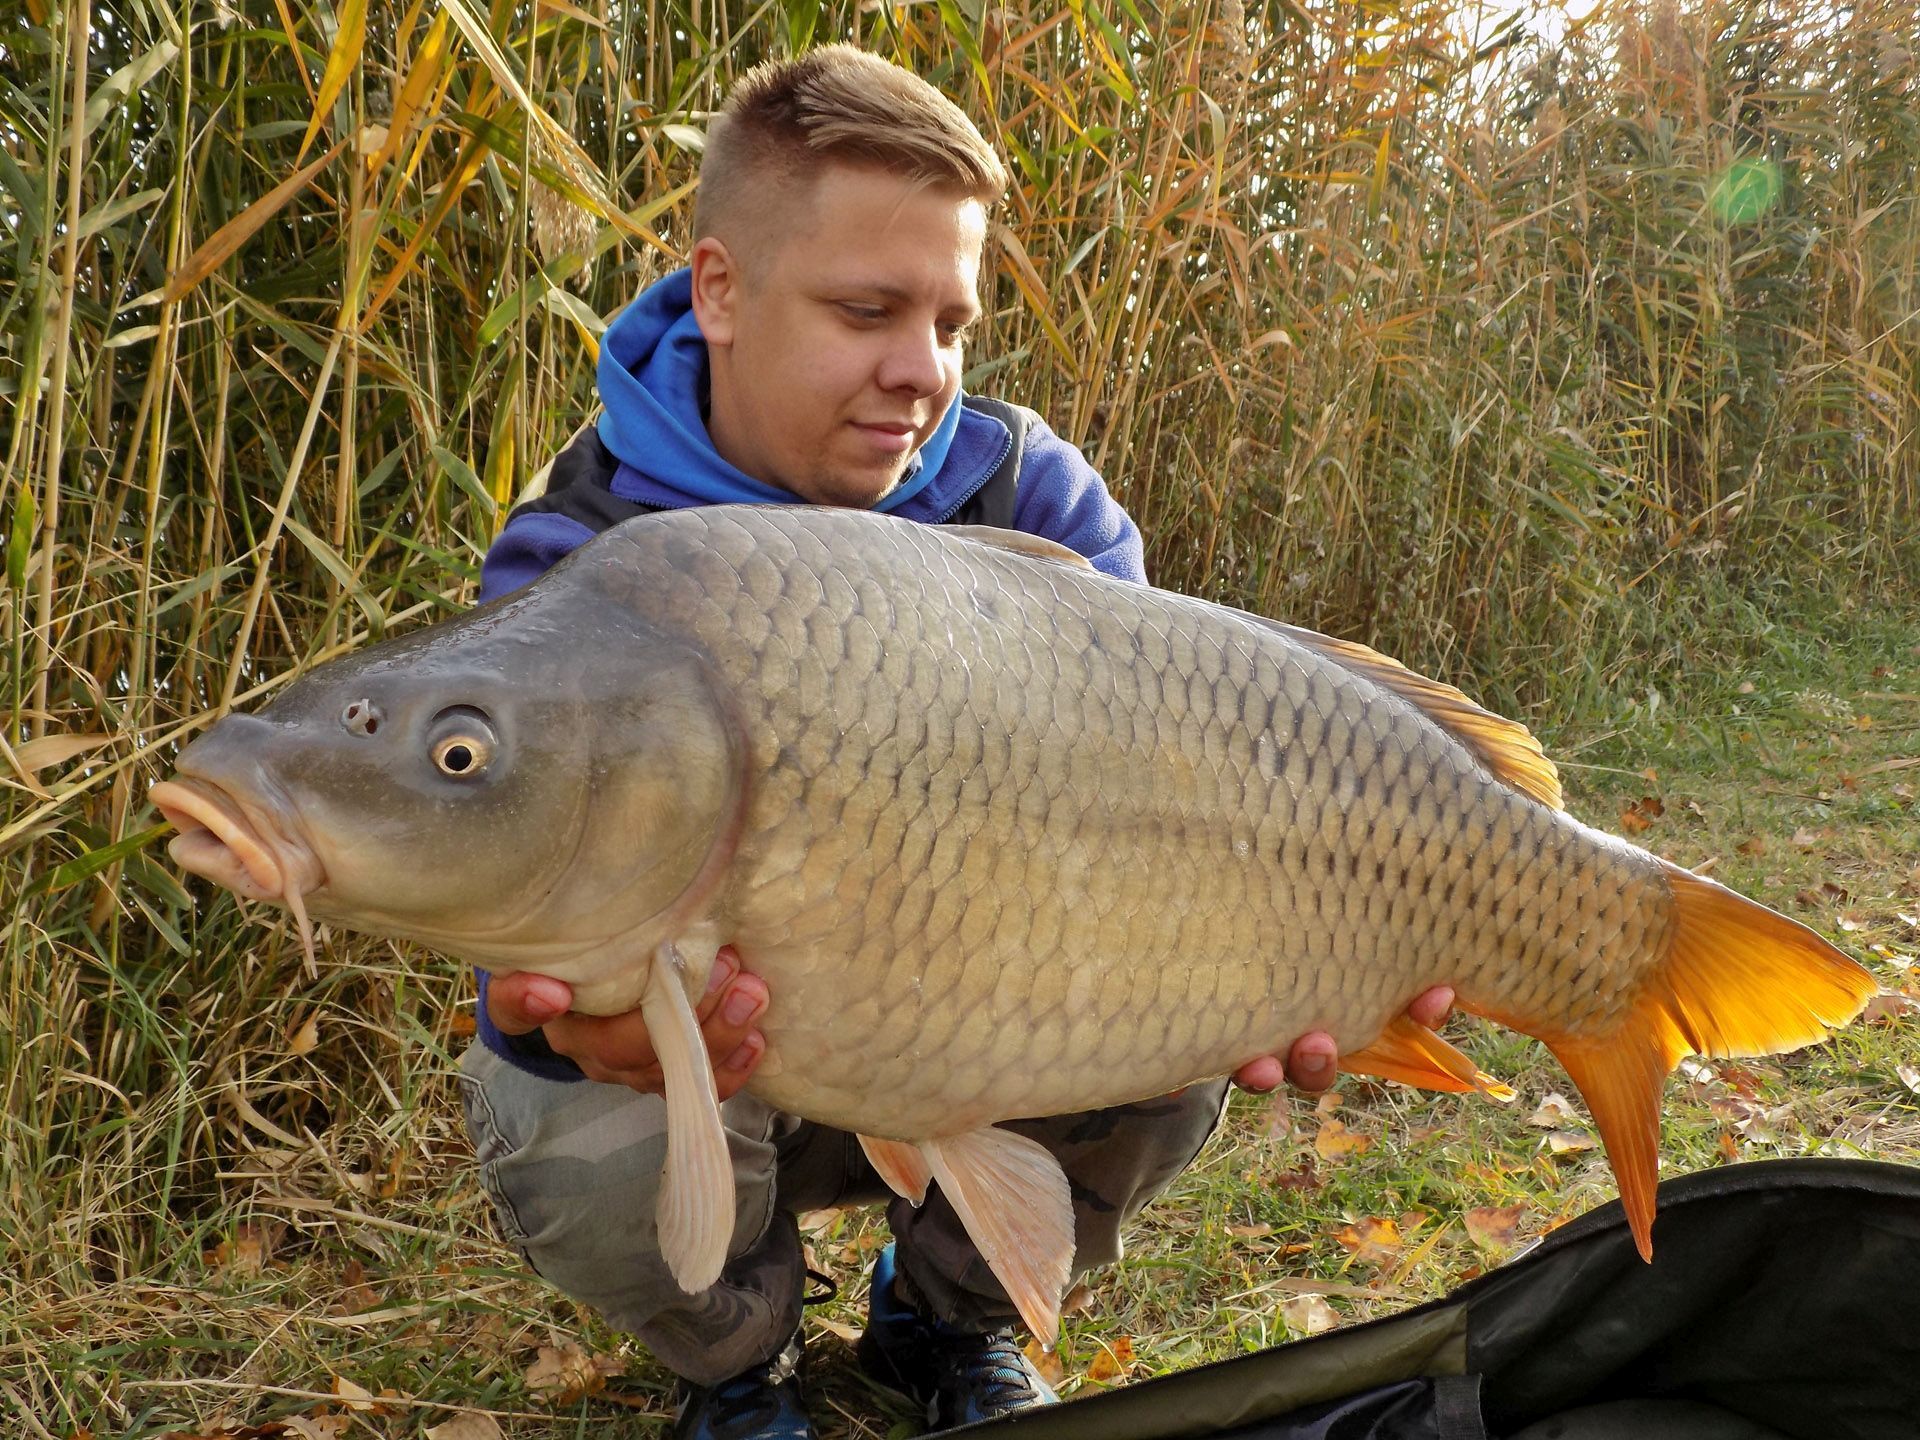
[611,510,1671,1139]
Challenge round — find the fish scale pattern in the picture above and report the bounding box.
[604,509,1673,1140]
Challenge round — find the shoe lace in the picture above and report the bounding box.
[938,1327,1044,1407]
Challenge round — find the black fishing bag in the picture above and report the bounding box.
[976,1159,1920,1440]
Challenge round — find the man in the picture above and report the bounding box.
[460,44,1453,1440]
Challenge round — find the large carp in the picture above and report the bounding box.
[152,506,1874,1340]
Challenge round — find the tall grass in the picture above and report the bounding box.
[0,0,1915,1422]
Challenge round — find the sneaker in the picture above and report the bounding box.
[855,1243,1060,1430]
[672,1330,816,1440]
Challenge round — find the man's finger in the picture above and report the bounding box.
[1409,985,1455,1030]
[693,948,742,1026]
[700,973,768,1065]
[712,1033,766,1101]
[487,971,574,1037]
[1231,1054,1287,1094]
[1283,1032,1339,1093]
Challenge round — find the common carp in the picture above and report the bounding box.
[152,506,1875,1340]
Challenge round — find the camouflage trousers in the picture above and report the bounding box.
[458,1042,1230,1386]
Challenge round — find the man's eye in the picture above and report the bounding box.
[941,321,977,345]
[840,303,885,323]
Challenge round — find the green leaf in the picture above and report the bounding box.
[84,40,182,140]
[28,825,171,899]
[7,482,35,592]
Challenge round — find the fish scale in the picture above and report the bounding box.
[605,508,1648,1135]
[152,503,1875,1343]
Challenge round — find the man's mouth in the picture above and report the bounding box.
[151,776,325,966]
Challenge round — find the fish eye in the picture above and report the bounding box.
[427,708,497,780]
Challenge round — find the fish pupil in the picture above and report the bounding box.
[444,745,472,772]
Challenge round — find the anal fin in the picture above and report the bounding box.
[1341,1014,1515,1101]
[641,943,735,1294]
[922,1127,1075,1348]
[859,1134,932,1205]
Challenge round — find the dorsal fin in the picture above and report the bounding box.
[1260,619,1564,811]
[948,525,1094,569]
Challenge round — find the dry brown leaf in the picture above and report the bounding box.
[13,732,116,772]
[1313,1090,1345,1117]
[1022,1338,1066,1386]
[1062,1282,1097,1316]
[811,1315,863,1343]
[1619,795,1664,833]
[1084,1336,1135,1383]
[332,1375,376,1412]
[288,1012,320,1056]
[524,1342,622,1405]
[447,1010,479,1038]
[1226,1221,1273,1238]
[1464,1204,1528,1251]
[1544,1129,1597,1155]
[1735,835,1767,857]
[1863,992,1920,1024]
[1896,1064,1920,1095]
[1790,827,1822,850]
[424,1417,506,1440]
[1281,1294,1339,1335]
[1526,1092,1580,1128]
[283,1418,351,1440]
[1314,1118,1372,1161]
[1332,1216,1402,1267]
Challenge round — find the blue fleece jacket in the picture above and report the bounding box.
[475,268,1143,1079]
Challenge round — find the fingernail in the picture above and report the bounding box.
[704,954,737,997]
[1298,1054,1332,1080]
[723,985,761,1026]
[721,1035,761,1071]
[525,976,570,1020]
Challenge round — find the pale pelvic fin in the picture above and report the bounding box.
[948,525,1094,569]
[859,1134,932,1204]
[1518,860,1876,1262]
[642,943,735,1294]
[922,1127,1075,1348]
[1340,1014,1515,1101]
[1258,619,1563,811]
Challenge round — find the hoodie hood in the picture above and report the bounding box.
[595,269,1004,523]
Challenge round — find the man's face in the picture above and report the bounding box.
[692,163,987,507]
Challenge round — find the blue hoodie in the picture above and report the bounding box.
[475,269,1144,1078]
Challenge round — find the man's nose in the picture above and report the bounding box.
[876,324,946,397]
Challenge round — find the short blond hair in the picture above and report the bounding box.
[693,45,1007,255]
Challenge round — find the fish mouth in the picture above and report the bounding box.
[151,775,326,964]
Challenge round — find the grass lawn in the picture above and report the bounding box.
[13,599,1917,1440]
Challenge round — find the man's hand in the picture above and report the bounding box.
[1233,986,1456,1095]
[486,946,769,1099]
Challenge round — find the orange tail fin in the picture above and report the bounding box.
[1536,864,1877,1261]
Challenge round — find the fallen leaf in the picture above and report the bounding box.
[1737,680,1756,694]
[1463,1204,1528,1251]
[1735,836,1767,857]
[1062,1282,1097,1316]
[1544,1129,1597,1155]
[338,1258,379,1313]
[288,1012,320,1056]
[333,1376,376,1412]
[1527,1092,1580,1127]
[447,1011,478,1038]
[1282,1294,1339,1335]
[1313,1090,1345,1117]
[1837,913,1865,933]
[1085,1336,1135,1383]
[1226,1222,1273,1238]
[1718,1130,1741,1162]
[1618,794,1665,834]
[1897,1065,1920,1095]
[425,1417,506,1440]
[524,1342,623,1405]
[205,1222,281,1276]
[1861,992,1918,1024]
[284,1419,351,1440]
[1022,1338,1066,1386]
[1790,828,1821,850]
[1313,1118,1372,1161]
[811,1316,863,1343]
[1332,1216,1402,1267]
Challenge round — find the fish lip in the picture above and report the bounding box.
[150,775,324,901]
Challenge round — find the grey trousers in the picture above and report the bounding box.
[458,1042,1230,1386]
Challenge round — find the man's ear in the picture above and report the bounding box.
[689,237,741,347]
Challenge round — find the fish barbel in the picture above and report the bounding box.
[152,507,1875,1340]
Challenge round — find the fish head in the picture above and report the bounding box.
[152,576,744,973]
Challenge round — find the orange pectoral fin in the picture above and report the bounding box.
[1528,862,1878,1263]
[1341,1014,1516,1101]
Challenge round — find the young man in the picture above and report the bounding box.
[461,45,1452,1440]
